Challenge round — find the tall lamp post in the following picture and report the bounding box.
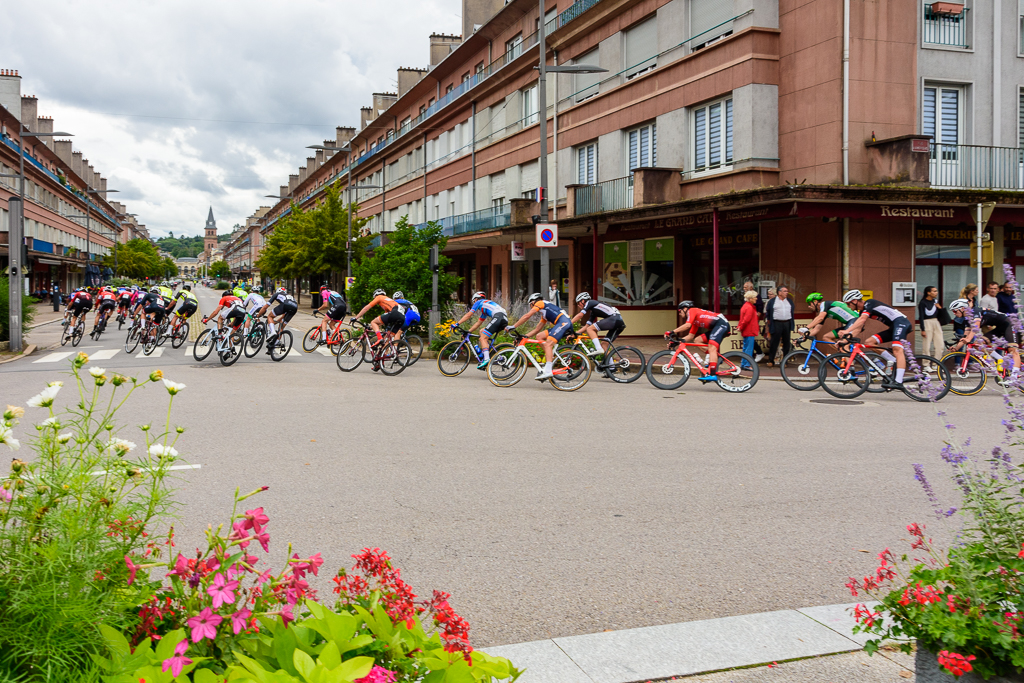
[533,7,605,295]
[114,212,137,278]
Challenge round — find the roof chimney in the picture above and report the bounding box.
[20,95,37,131]
[35,115,53,148]
[336,126,356,148]
[71,151,84,178]
[372,92,398,118]
[288,174,299,193]
[398,67,430,97]
[360,107,373,130]
[314,150,325,166]
[54,139,73,166]
[0,70,21,122]
[429,34,462,66]
[280,185,289,199]
[462,0,504,40]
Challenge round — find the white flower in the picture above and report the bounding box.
[48,381,63,388]
[148,443,179,459]
[107,438,136,455]
[40,417,57,428]
[57,432,73,444]
[27,384,62,408]
[89,367,106,378]
[161,378,186,396]
[0,426,20,451]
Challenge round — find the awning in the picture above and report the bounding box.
[36,258,63,265]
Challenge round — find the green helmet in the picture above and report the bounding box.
[806,292,824,305]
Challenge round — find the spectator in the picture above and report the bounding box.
[764,285,795,368]
[980,281,1000,311]
[961,283,979,314]
[548,279,561,308]
[739,290,759,369]
[998,281,1017,315]
[918,286,944,362]
[741,280,765,361]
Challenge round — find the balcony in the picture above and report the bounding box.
[414,203,512,237]
[929,143,1024,189]
[572,176,634,216]
[923,3,969,48]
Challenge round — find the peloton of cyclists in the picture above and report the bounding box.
[947,298,1021,381]
[840,289,911,386]
[453,291,509,370]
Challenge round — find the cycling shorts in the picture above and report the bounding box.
[176,302,197,319]
[70,300,92,315]
[482,312,508,338]
[98,300,117,312]
[144,305,166,323]
[380,308,405,332]
[984,321,1014,346]
[593,314,626,343]
[706,318,731,349]
[870,317,911,345]
[327,303,348,321]
[548,318,573,341]
[224,307,246,326]
[273,302,298,322]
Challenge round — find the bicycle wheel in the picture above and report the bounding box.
[488,348,527,387]
[939,352,986,396]
[220,331,243,366]
[437,340,471,377]
[645,349,690,390]
[336,338,366,372]
[270,330,293,361]
[549,349,592,391]
[781,350,822,391]
[862,353,888,393]
[124,326,141,354]
[171,321,190,349]
[117,314,125,330]
[715,352,759,393]
[244,323,265,358]
[818,353,870,399]
[404,335,424,365]
[603,345,646,383]
[380,340,411,376]
[71,321,84,347]
[193,329,214,361]
[302,326,322,353]
[156,321,171,346]
[904,355,951,402]
[60,322,71,346]
[142,330,158,356]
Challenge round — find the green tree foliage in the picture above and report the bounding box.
[349,217,460,320]
[209,261,232,278]
[103,239,162,280]
[161,256,178,279]
[0,277,36,342]
[154,235,204,258]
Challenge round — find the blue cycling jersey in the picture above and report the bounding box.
[533,300,568,325]
[471,299,507,319]
[395,299,421,326]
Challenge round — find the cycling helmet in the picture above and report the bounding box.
[806,292,824,305]
[223,289,233,297]
[149,287,160,294]
[842,289,863,303]
[277,287,287,294]
[677,300,694,311]
[575,292,591,304]
[471,291,486,302]
[527,293,543,305]
[948,298,971,312]
[392,291,404,300]
[182,284,191,292]
[320,284,330,291]
[373,288,387,298]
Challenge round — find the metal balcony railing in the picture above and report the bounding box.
[923,4,969,48]
[574,176,634,215]
[414,204,512,237]
[930,143,1024,189]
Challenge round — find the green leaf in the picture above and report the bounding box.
[338,634,373,654]
[273,624,300,675]
[294,649,316,681]
[331,655,374,682]
[155,628,187,661]
[99,623,132,657]
[194,669,222,683]
[318,641,341,670]
[234,650,278,683]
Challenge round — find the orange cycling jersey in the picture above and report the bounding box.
[685,308,723,331]
[377,296,400,312]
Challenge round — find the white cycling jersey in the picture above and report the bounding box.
[243,293,267,313]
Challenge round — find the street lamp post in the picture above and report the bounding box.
[0,126,72,352]
[114,212,137,278]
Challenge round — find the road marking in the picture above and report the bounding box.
[316,347,332,356]
[136,347,164,359]
[90,349,120,360]
[90,463,201,475]
[33,352,74,363]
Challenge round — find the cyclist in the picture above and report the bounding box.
[232,283,249,300]
[840,290,911,385]
[117,287,133,318]
[352,289,405,344]
[241,287,268,334]
[391,291,421,339]
[90,287,118,338]
[265,287,298,353]
[157,282,174,302]
[66,287,93,331]
[665,301,731,378]
[202,289,246,333]
[133,287,169,343]
[172,284,200,321]
[570,292,624,357]
[314,284,348,341]
[948,298,1021,380]
[453,291,508,370]
[506,293,574,381]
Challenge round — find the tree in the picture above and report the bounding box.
[349,216,460,320]
[0,277,35,342]
[209,261,231,279]
[161,256,178,279]
[103,239,161,280]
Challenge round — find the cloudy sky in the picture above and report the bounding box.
[4,0,461,238]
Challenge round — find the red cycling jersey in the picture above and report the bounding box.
[685,308,722,331]
[218,295,241,308]
[71,291,92,304]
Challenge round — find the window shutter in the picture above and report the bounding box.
[521,160,540,192]
[624,17,658,75]
[652,123,657,166]
[691,0,734,44]
[923,87,936,140]
[1019,89,1024,150]
[725,100,733,162]
[574,49,601,102]
[491,172,506,200]
[629,129,639,170]
[588,144,597,183]
[578,147,585,183]
[940,89,959,145]
[695,108,707,169]
[709,102,722,166]
[578,144,597,184]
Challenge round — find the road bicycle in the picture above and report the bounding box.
[193,319,245,366]
[645,334,758,392]
[939,341,1024,396]
[781,334,887,392]
[91,306,113,342]
[168,310,192,349]
[335,320,410,375]
[115,304,129,330]
[125,316,163,356]
[240,312,267,358]
[60,315,85,347]
[399,332,424,365]
[818,337,950,402]
[486,330,592,391]
[263,318,294,362]
[436,327,514,377]
[302,314,351,355]
[558,334,647,384]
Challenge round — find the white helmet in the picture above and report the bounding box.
[575,292,591,304]
[948,298,970,312]
[471,291,486,302]
[842,289,863,304]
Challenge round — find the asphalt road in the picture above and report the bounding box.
[0,286,1003,648]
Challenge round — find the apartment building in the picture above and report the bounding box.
[0,70,135,292]
[259,0,1024,336]
[225,206,269,281]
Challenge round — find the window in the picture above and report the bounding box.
[419,105,426,116]
[923,2,969,48]
[601,238,674,306]
[1019,88,1024,150]
[522,190,537,200]
[506,34,523,62]
[400,116,411,130]
[692,98,732,173]
[577,142,598,184]
[462,73,471,84]
[623,17,658,79]
[492,197,505,208]
[446,84,454,94]
[574,49,601,103]
[923,85,963,146]
[475,62,485,74]
[537,7,557,31]
[523,84,539,125]
[690,0,734,50]
[628,123,657,172]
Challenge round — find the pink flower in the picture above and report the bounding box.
[356,666,398,683]
[206,557,220,572]
[244,553,258,566]
[124,555,139,586]
[186,607,222,643]
[271,605,295,625]
[256,569,272,584]
[230,608,252,635]
[255,530,270,552]
[167,553,189,579]
[306,552,323,576]
[243,507,269,532]
[162,640,192,677]
[227,564,245,580]
[207,573,239,609]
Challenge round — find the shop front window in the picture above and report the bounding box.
[601,238,674,306]
[915,244,971,306]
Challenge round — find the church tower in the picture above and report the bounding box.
[204,207,217,254]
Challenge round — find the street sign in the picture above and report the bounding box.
[345,277,355,290]
[536,223,558,248]
[511,242,526,261]
[971,240,994,268]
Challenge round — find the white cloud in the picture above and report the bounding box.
[3,0,461,237]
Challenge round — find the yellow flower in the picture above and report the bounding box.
[149,370,163,382]
[73,352,89,367]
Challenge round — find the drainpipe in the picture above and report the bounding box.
[471,101,477,213]
[552,50,558,218]
[423,133,429,222]
[993,0,1002,146]
[841,0,851,293]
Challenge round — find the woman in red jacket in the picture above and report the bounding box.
[738,290,760,369]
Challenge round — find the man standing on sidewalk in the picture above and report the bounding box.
[764,286,795,367]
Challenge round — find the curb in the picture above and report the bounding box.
[0,344,37,365]
[28,318,63,329]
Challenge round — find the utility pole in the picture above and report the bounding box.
[537,0,550,297]
[429,244,439,345]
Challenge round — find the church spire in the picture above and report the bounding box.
[207,206,215,224]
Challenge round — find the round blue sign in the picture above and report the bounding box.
[541,228,554,242]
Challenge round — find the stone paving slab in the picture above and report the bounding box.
[796,602,871,647]
[485,640,593,683]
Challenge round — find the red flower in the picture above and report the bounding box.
[937,650,976,677]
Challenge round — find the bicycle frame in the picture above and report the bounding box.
[349,322,400,363]
[509,335,578,376]
[660,339,740,376]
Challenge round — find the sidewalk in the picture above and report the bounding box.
[483,602,915,683]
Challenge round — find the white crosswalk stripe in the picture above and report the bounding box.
[33,351,74,364]
[89,349,120,360]
[135,347,164,359]
[316,347,332,356]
